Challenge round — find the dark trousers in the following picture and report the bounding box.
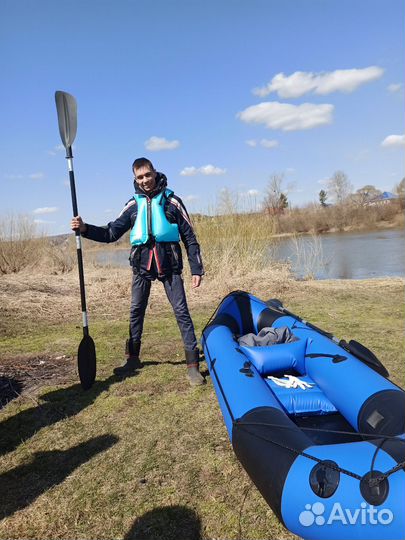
[129,273,198,352]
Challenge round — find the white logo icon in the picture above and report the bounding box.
[299,503,325,526]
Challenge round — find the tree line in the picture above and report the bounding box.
[263,171,405,214]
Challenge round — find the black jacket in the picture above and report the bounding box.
[82,173,204,279]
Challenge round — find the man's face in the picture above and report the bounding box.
[134,165,157,193]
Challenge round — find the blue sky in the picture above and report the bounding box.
[1,0,404,235]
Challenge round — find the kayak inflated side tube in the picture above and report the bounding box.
[281,441,405,540]
[269,317,405,436]
[202,323,285,437]
[303,334,405,436]
[232,406,313,524]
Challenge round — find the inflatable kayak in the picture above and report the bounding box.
[201,291,405,540]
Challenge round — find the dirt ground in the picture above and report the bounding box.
[0,354,76,408]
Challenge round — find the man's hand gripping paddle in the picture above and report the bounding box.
[55,91,96,390]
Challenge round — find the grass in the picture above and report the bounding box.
[0,266,404,539]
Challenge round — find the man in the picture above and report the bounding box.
[71,157,205,385]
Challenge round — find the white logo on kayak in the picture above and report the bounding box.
[298,502,394,527]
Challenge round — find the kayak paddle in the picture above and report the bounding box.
[55,90,96,390]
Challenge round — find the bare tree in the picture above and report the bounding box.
[352,185,382,206]
[394,178,405,198]
[394,177,405,209]
[218,187,238,214]
[327,171,353,204]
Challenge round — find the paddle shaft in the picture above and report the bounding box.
[66,146,89,338]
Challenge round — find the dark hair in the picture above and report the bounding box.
[132,157,155,173]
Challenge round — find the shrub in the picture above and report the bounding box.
[0,215,46,274]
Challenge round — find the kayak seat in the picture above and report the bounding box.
[238,337,307,375]
[265,374,338,416]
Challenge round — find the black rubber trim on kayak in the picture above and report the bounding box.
[257,307,284,331]
[232,406,313,525]
[358,389,405,436]
[205,313,239,335]
[201,290,247,336]
[209,354,235,423]
[233,291,254,335]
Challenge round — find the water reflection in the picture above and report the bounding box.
[275,228,405,279]
[91,228,405,280]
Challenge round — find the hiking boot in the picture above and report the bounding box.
[113,340,141,376]
[187,364,205,386]
[185,349,205,386]
[113,356,141,376]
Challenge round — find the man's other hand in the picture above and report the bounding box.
[191,275,202,289]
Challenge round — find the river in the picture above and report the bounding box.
[91,228,405,280]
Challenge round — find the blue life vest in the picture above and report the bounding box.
[130,189,180,246]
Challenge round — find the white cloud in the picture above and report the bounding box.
[387,83,402,93]
[182,194,199,202]
[200,164,226,175]
[180,166,197,176]
[238,101,333,131]
[34,219,56,224]
[4,172,45,180]
[260,138,279,149]
[381,134,405,147]
[33,207,59,215]
[47,144,65,156]
[253,66,384,98]
[180,164,226,176]
[317,177,330,185]
[29,172,45,180]
[246,139,279,148]
[144,136,180,151]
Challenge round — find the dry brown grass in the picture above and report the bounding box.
[0,215,77,276]
[276,200,403,234]
[0,260,293,336]
[0,215,46,274]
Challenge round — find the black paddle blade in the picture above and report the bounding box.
[55,91,77,148]
[348,340,389,378]
[78,334,97,390]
